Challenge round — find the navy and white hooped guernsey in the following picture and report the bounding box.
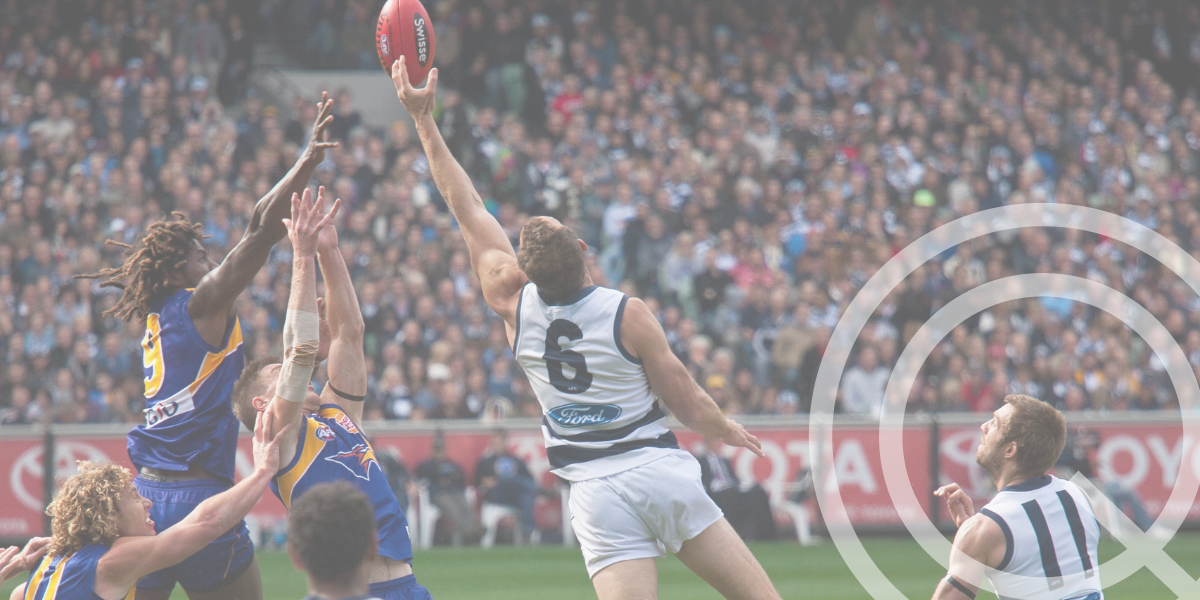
[977,475,1103,600]
[513,283,678,482]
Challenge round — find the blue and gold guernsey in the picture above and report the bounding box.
[127,288,244,481]
[23,544,134,600]
[272,404,413,562]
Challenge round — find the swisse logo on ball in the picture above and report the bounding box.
[413,14,429,66]
[548,403,621,428]
[379,33,390,59]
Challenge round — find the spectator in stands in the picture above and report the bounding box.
[475,430,538,545]
[416,434,474,547]
[695,436,776,541]
[840,346,889,417]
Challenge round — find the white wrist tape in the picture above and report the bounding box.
[283,309,320,349]
[277,339,320,403]
[279,309,320,403]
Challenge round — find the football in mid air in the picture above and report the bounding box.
[376,0,436,84]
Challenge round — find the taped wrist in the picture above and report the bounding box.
[278,309,320,403]
[277,339,319,403]
[283,309,320,350]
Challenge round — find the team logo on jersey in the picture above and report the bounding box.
[314,425,335,441]
[547,403,622,428]
[335,413,359,434]
[325,443,378,480]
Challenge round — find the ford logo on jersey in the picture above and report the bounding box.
[548,404,622,428]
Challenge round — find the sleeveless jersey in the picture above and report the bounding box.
[24,544,134,600]
[126,288,244,481]
[271,404,413,562]
[977,475,1103,600]
[513,284,678,481]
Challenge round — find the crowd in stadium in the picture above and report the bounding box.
[2,0,1200,425]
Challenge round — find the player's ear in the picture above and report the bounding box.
[577,239,588,253]
[1004,440,1018,460]
[286,542,304,572]
[251,395,270,412]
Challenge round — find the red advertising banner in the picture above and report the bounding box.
[938,419,1198,525]
[0,423,934,536]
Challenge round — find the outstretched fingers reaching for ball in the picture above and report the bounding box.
[391,55,438,119]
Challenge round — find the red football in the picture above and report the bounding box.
[376,0,435,85]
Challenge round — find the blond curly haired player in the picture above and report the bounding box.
[11,410,288,600]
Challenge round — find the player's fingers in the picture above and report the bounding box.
[315,185,326,215]
[317,114,334,133]
[425,67,438,93]
[399,55,412,91]
[281,218,292,231]
[315,142,339,149]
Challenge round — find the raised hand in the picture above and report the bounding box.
[316,297,331,362]
[283,186,341,257]
[0,536,49,582]
[304,91,339,164]
[391,55,439,120]
[721,419,765,458]
[935,483,975,528]
[253,408,291,476]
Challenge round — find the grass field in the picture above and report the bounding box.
[4,535,1198,599]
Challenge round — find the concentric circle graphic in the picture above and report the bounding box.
[808,204,1200,599]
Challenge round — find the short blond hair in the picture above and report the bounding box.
[46,462,132,557]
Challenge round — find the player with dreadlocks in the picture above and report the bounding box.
[76,93,338,600]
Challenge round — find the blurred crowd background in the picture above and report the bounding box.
[2,0,1200,426]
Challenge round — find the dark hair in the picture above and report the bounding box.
[1001,394,1067,477]
[231,355,281,431]
[75,212,205,321]
[288,482,376,587]
[516,218,585,299]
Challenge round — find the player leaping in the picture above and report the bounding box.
[391,56,781,600]
[229,188,432,600]
[932,395,1101,600]
[77,93,338,600]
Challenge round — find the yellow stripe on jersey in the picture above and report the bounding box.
[318,405,344,419]
[275,417,329,507]
[39,554,70,600]
[122,586,135,600]
[143,314,165,398]
[24,556,51,600]
[188,318,243,395]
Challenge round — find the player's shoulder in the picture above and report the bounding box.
[952,512,1008,568]
[153,288,193,319]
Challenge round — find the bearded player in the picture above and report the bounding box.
[78,94,338,600]
[230,188,432,600]
[390,56,779,600]
[932,395,1101,600]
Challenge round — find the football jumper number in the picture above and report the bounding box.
[544,319,593,394]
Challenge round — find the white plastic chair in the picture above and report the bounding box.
[480,502,518,549]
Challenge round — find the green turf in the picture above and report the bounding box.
[4,536,1198,599]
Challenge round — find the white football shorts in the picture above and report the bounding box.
[568,450,724,577]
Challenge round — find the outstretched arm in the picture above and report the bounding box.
[391,57,526,323]
[95,411,289,598]
[620,297,764,457]
[268,189,341,447]
[188,93,339,345]
[313,192,367,423]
